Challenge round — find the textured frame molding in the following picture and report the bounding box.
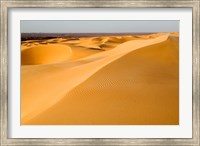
[0,0,199,145]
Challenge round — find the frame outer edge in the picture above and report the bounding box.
[1,0,200,146]
[0,1,197,8]
[1,1,8,146]
[191,0,200,145]
[0,0,1,145]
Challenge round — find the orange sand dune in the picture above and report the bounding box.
[21,33,179,125]
[21,44,72,65]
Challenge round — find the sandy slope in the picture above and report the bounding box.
[21,44,72,65]
[21,33,179,125]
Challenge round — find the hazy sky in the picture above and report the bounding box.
[21,20,179,33]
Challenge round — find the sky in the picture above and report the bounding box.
[21,20,179,33]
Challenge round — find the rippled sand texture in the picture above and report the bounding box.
[21,32,179,125]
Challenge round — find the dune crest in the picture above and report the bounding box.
[21,34,170,123]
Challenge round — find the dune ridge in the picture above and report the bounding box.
[21,34,170,124]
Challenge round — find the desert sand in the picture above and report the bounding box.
[21,32,179,125]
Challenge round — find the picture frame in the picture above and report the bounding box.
[0,0,199,145]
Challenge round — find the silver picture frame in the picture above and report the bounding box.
[0,0,199,145]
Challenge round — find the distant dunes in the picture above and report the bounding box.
[21,32,179,125]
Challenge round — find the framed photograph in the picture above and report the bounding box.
[1,0,199,145]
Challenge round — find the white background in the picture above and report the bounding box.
[8,8,192,138]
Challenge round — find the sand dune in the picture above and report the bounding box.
[21,33,179,125]
[21,44,72,65]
